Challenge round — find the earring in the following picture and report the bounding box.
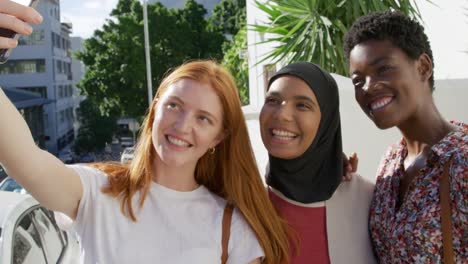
[209,147,216,155]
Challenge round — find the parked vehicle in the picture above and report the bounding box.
[119,136,134,148]
[79,153,94,163]
[0,165,7,182]
[0,177,26,193]
[111,136,119,145]
[0,191,80,263]
[120,147,135,164]
[104,143,112,154]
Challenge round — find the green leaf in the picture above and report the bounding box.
[252,0,432,75]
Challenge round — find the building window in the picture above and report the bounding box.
[56,60,63,74]
[60,111,65,123]
[67,85,73,97]
[49,4,60,20]
[18,86,48,98]
[66,63,71,74]
[52,32,62,49]
[67,108,73,122]
[58,85,63,98]
[56,34,61,48]
[56,84,73,98]
[18,30,45,46]
[0,59,46,74]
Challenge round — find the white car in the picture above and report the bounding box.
[120,147,135,163]
[0,191,80,264]
[119,136,134,148]
[0,177,27,193]
[0,165,6,179]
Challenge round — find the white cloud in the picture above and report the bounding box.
[62,14,105,38]
[61,0,118,39]
[83,1,102,10]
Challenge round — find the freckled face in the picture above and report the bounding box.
[260,76,321,160]
[152,79,224,168]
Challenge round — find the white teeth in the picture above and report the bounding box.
[272,129,297,138]
[167,136,190,147]
[274,135,294,141]
[370,97,393,111]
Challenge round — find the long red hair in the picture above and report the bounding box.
[93,60,290,263]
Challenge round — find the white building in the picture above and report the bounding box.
[244,0,468,181]
[0,0,78,155]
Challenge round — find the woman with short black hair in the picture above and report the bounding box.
[344,11,467,263]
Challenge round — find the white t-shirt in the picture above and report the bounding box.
[68,165,264,264]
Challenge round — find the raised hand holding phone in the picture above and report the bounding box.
[0,0,42,62]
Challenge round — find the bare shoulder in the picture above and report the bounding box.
[66,163,113,193]
[67,163,108,178]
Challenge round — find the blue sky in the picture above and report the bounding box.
[61,0,119,38]
[58,0,468,79]
[61,0,219,37]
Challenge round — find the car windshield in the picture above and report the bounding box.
[0,165,6,177]
[0,178,23,192]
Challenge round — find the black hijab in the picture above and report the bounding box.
[266,62,343,203]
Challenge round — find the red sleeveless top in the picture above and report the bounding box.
[269,188,330,264]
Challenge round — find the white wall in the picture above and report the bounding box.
[244,0,282,114]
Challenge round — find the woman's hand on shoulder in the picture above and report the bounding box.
[0,0,43,48]
[342,152,358,181]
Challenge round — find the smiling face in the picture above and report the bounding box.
[349,39,432,129]
[260,76,321,160]
[151,78,224,168]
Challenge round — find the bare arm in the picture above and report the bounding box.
[0,89,82,219]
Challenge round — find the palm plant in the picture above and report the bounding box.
[252,0,431,75]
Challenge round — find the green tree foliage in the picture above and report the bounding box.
[73,99,117,154]
[76,0,225,118]
[222,25,249,105]
[213,0,249,105]
[253,0,428,75]
[211,0,246,36]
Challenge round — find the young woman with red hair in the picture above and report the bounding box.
[0,60,290,263]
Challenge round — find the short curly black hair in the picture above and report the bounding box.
[343,11,434,91]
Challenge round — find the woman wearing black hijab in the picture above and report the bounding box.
[260,62,376,264]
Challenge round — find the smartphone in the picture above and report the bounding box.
[0,0,40,64]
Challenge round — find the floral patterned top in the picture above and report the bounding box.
[369,121,467,263]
